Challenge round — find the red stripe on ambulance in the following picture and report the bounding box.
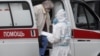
[0,29,38,39]
[73,29,100,39]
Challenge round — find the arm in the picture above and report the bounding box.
[41,24,61,44]
[33,7,43,34]
[52,24,61,43]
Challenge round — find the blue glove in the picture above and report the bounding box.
[53,18,58,24]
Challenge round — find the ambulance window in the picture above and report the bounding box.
[71,2,99,30]
[0,3,12,27]
[77,5,98,30]
[10,3,33,27]
[0,2,33,28]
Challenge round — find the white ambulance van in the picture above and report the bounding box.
[0,0,39,56]
[0,0,100,56]
[33,0,100,56]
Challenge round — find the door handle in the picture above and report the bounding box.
[78,40,86,42]
[78,40,90,42]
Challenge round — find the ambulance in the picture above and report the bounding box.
[32,0,100,56]
[0,0,39,56]
[0,0,99,56]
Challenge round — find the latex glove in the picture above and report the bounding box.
[53,18,58,25]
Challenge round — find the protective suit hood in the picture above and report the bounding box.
[55,9,67,22]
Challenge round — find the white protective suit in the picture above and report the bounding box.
[42,9,71,56]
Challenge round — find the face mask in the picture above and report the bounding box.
[53,18,58,24]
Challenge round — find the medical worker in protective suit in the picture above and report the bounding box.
[42,9,71,56]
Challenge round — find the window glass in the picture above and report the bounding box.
[71,3,98,30]
[77,5,87,24]
[10,3,32,26]
[0,3,12,26]
[86,2,100,17]
[85,9,97,29]
[0,2,33,28]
